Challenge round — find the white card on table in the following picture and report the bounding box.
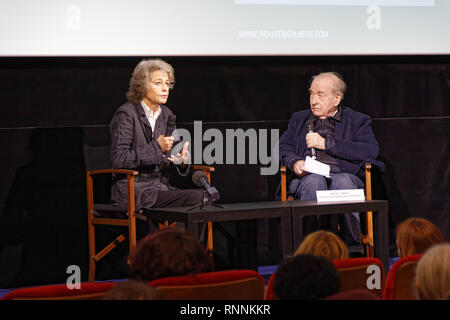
[316,189,365,203]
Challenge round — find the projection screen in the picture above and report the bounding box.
[0,0,448,56]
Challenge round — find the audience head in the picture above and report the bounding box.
[103,280,161,300]
[273,254,341,300]
[294,230,349,260]
[396,217,445,258]
[415,243,450,300]
[129,228,213,282]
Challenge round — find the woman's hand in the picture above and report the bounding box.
[168,141,190,165]
[157,135,174,153]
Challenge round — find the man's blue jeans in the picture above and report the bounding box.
[289,173,365,254]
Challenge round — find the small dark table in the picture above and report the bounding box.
[146,199,389,271]
[145,201,293,258]
[289,200,389,271]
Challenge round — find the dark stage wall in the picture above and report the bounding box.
[0,56,449,287]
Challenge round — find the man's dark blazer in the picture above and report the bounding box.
[110,101,188,209]
[279,106,385,177]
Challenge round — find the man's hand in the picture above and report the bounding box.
[157,135,174,153]
[294,160,306,176]
[168,141,190,165]
[306,132,325,150]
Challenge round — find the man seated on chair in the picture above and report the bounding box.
[110,59,206,216]
[279,72,384,256]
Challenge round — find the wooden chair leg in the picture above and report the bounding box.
[88,228,96,283]
[207,221,213,256]
[88,258,96,283]
[87,173,96,282]
[87,213,96,282]
[127,175,137,256]
[364,164,374,257]
[281,166,287,202]
[206,171,214,254]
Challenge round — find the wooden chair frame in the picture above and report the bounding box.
[86,168,138,282]
[86,165,215,282]
[280,163,375,257]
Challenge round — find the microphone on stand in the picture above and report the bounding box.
[306,119,316,159]
[192,171,220,203]
[186,170,224,211]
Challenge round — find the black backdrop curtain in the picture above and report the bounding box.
[0,55,448,286]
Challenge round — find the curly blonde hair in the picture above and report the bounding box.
[126,59,175,104]
[294,230,349,261]
[415,243,450,300]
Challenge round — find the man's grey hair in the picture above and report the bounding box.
[126,59,175,104]
[311,72,347,97]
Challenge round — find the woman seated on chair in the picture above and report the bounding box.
[128,228,214,282]
[110,59,206,211]
[395,217,445,258]
[294,230,349,261]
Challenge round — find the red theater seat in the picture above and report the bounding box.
[333,257,385,297]
[148,269,265,300]
[1,281,116,300]
[264,272,277,300]
[265,257,385,300]
[382,254,422,300]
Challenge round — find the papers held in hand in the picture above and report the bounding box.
[301,156,365,202]
[303,156,331,178]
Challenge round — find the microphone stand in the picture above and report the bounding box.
[185,202,226,212]
[185,195,226,212]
